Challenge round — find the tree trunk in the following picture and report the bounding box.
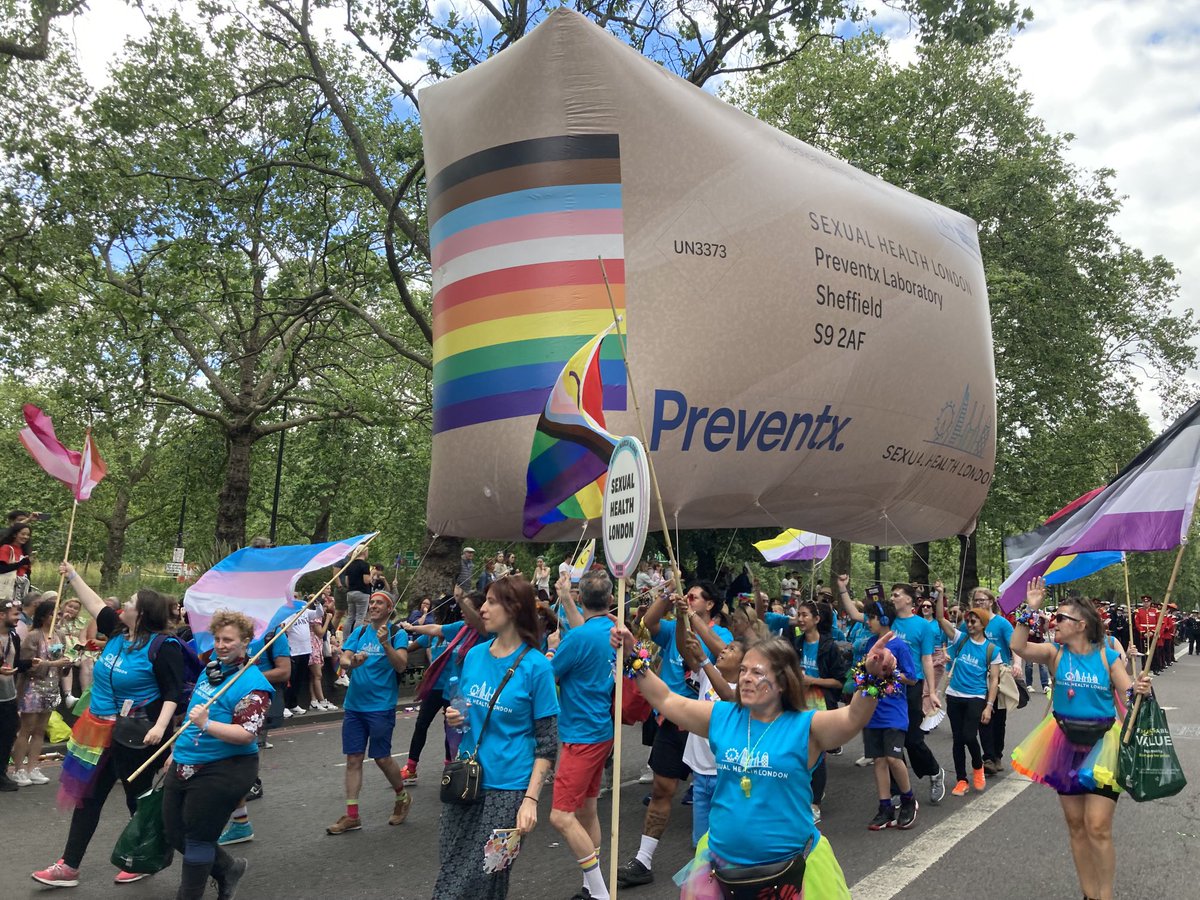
[957,533,979,600]
[404,530,464,612]
[215,428,256,551]
[694,542,716,581]
[908,542,930,589]
[100,489,132,590]
[830,540,852,586]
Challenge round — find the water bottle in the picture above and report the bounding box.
[446,676,469,734]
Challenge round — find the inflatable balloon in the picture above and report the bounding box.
[420,9,995,544]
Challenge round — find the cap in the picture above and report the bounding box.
[463,546,476,553]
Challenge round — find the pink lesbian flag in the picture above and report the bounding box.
[75,431,108,501]
[18,404,81,488]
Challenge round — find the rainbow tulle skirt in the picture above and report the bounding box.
[1010,712,1122,795]
[57,709,115,811]
[674,833,850,899]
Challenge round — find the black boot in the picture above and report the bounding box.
[176,861,210,900]
[211,847,248,900]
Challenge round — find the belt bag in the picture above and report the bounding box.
[1054,714,1114,747]
[440,646,532,806]
[713,852,807,900]
[113,710,153,749]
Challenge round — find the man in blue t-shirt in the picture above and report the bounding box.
[889,583,946,805]
[617,580,733,888]
[548,570,618,900]
[327,592,410,836]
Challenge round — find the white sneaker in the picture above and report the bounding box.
[290,706,306,716]
[320,700,338,711]
[811,803,822,824]
[27,768,49,785]
[283,708,294,719]
[638,764,654,784]
[12,769,31,786]
[855,756,875,767]
[310,699,322,709]
[64,693,79,708]
[335,674,350,687]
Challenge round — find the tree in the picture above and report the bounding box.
[0,0,87,62]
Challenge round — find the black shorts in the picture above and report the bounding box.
[1057,784,1120,802]
[649,717,692,781]
[863,727,906,760]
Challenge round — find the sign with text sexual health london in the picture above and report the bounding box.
[421,9,995,545]
[602,437,650,579]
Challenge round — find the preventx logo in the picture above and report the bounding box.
[650,389,852,453]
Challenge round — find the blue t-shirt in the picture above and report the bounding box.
[707,702,819,866]
[848,621,872,663]
[458,640,559,790]
[800,640,820,679]
[864,635,914,730]
[959,615,1014,665]
[946,634,998,698]
[891,615,935,676]
[764,611,791,637]
[174,662,273,765]
[1052,645,1120,719]
[653,619,734,698]
[929,618,948,650]
[551,615,616,744]
[90,635,162,717]
[342,624,407,712]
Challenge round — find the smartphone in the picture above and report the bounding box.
[33,512,50,521]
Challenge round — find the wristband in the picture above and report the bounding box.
[67,572,76,582]
[848,660,903,699]
[524,795,538,803]
[1013,605,1037,627]
[624,642,652,679]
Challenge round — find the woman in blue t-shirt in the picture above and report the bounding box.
[163,610,272,900]
[435,577,559,900]
[935,600,1000,796]
[613,626,899,899]
[1011,577,1152,900]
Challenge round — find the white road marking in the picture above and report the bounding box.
[847,775,1034,900]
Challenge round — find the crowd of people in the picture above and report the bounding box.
[0,518,1181,899]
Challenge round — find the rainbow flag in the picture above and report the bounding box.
[428,133,627,435]
[522,321,621,537]
[753,529,832,565]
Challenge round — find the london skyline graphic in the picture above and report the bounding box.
[927,385,991,459]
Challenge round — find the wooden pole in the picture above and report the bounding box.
[1122,538,1186,744]
[609,577,627,900]
[51,498,80,628]
[129,533,379,780]
[1122,552,1139,679]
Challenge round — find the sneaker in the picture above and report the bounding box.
[282,708,293,719]
[827,746,843,756]
[681,785,694,806]
[399,764,418,786]
[12,769,31,786]
[290,706,306,716]
[854,755,875,767]
[1043,685,1052,696]
[27,767,50,785]
[218,821,255,845]
[615,858,653,887]
[982,758,999,775]
[32,860,80,887]
[0,775,17,792]
[929,767,946,805]
[897,796,919,829]
[215,857,247,900]
[638,764,654,784]
[326,815,362,835]
[64,693,79,709]
[114,870,148,883]
[811,803,822,824]
[335,674,350,687]
[310,699,322,709]
[867,808,894,831]
[262,741,273,750]
[972,767,986,791]
[320,699,338,711]
[247,779,263,802]
[951,780,969,797]
[389,791,412,826]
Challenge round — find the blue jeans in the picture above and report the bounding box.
[691,773,717,846]
[1024,660,1050,689]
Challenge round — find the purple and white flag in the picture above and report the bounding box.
[999,401,1200,612]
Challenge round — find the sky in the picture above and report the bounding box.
[63,1,1199,426]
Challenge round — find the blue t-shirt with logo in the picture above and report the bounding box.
[891,614,935,675]
[90,635,162,717]
[707,702,820,866]
[551,616,616,744]
[458,640,559,790]
[342,624,407,712]
[864,635,914,731]
[849,621,873,663]
[958,614,1015,665]
[1052,645,1120,719]
[946,634,999,698]
[800,640,820,679]
[653,619,733,698]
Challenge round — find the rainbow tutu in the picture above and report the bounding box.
[673,833,850,899]
[1011,712,1122,795]
[57,709,115,811]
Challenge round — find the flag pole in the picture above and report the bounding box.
[609,576,627,900]
[598,259,687,615]
[129,532,379,780]
[51,498,80,629]
[1121,552,1139,679]
[1122,538,1186,744]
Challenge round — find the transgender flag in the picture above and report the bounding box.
[1000,399,1200,612]
[185,534,374,652]
[753,529,833,566]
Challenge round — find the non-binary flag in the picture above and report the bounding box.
[753,529,833,566]
[18,404,82,488]
[522,320,621,538]
[74,431,108,501]
[1000,399,1200,612]
[185,534,374,652]
[569,539,597,583]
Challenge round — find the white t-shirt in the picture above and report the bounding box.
[286,605,314,656]
[780,577,797,598]
[683,669,736,776]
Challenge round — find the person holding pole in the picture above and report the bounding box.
[162,610,272,900]
[547,569,618,900]
[612,628,900,898]
[326,591,412,835]
[615,581,731,889]
[1010,577,1152,900]
[33,563,183,888]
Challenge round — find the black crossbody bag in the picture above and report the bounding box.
[441,646,532,805]
[712,836,813,900]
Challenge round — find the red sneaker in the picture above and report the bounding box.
[32,860,80,887]
[114,870,149,884]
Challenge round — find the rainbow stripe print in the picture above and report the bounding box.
[429,134,627,435]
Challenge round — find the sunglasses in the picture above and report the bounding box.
[1054,613,1081,624]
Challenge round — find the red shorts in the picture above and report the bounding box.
[551,740,614,813]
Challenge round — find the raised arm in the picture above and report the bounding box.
[934,587,957,640]
[836,574,863,623]
[809,633,896,762]
[1010,577,1057,666]
[555,572,584,629]
[614,625,714,735]
[641,583,672,637]
[59,562,106,619]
